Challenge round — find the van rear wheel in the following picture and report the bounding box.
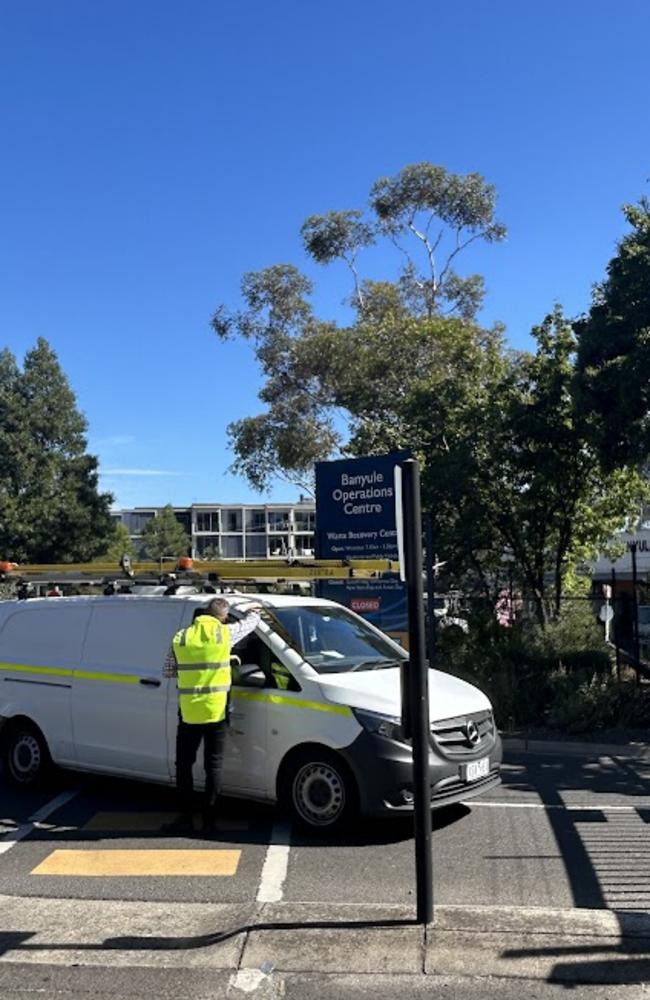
[281,748,358,832]
[1,721,51,787]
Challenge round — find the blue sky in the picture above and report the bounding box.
[1,1,649,509]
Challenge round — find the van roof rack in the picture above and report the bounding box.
[0,556,400,596]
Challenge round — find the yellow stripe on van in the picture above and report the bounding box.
[74,670,139,685]
[0,663,74,679]
[232,689,352,717]
[0,663,140,685]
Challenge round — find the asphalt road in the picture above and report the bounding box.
[2,747,650,912]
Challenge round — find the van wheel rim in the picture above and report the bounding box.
[10,733,41,782]
[293,762,345,826]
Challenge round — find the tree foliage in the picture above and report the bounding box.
[0,338,114,562]
[141,505,190,562]
[96,521,135,563]
[212,165,646,621]
[576,199,650,468]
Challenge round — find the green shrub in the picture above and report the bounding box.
[435,599,634,733]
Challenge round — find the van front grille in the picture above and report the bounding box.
[430,711,495,758]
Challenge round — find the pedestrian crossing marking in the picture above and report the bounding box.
[30,849,241,877]
[82,812,249,833]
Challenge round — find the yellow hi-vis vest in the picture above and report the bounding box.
[172,615,232,724]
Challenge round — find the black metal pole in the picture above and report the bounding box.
[425,512,436,668]
[611,568,621,684]
[401,458,433,925]
[631,543,641,686]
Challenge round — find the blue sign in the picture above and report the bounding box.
[315,452,409,560]
[317,577,408,643]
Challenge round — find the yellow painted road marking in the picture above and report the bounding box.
[31,849,241,877]
[82,812,249,833]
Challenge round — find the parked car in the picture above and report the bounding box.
[0,594,501,829]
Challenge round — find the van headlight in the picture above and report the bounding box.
[352,708,408,743]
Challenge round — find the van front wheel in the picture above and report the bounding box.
[2,721,51,787]
[281,748,358,831]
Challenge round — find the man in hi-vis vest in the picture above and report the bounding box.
[163,598,260,835]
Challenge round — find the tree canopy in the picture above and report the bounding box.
[0,338,114,563]
[141,505,190,563]
[212,164,647,621]
[576,199,650,469]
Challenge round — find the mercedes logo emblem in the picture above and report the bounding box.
[465,720,480,746]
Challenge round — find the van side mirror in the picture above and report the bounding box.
[234,662,266,688]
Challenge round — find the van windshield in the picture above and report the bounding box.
[270,604,407,674]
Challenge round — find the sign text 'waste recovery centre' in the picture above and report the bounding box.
[315,452,408,560]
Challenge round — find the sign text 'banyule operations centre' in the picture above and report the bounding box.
[315,452,409,560]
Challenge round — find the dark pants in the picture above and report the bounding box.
[175,717,227,819]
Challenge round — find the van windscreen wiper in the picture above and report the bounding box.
[349,658,401,672]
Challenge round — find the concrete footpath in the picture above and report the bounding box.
[502,735,650,760]
[1,895,650,988]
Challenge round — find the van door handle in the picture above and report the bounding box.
[140,678,161,687]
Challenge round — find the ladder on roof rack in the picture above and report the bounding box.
[0,556,400,585]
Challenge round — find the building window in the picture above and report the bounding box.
[268,510,291,532]
[221,536,244,559]
[196,535,221,558]
[196,511,219,533]
[123,512,155,534]
[245,534,267,558]
[245,509,267,533]
[223,509,243,533]
[294,511,315,532]
[269,534,290,557]
[293,534,314,557]
[174,511,191,535]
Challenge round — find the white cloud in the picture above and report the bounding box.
[93,435,137,448]
[101,468,182,477]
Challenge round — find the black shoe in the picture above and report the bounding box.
[201,813,219,837]
[160,814,196,837]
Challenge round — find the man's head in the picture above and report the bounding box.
[199,597,229,622]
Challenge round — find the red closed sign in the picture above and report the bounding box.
[351,598,380,612]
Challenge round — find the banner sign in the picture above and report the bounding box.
[315,452,409,560]
[316,577,409,647]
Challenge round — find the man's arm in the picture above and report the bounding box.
[228,609,262,647]
[163,645,177,679]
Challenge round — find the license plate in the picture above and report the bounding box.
[464,756,489,782]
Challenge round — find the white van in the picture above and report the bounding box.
[0,594,501,829]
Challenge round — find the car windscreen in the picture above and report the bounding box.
[270,604,407,674]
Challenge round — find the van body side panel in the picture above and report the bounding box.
[73,602,184,780]
[0,604,90,763]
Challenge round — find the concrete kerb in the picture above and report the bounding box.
[1,896,650,984]
[502,736,650,760]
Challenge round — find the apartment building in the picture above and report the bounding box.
[112,500,315,561]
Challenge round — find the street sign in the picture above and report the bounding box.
[599,604,614,623]
[315,452,409,560]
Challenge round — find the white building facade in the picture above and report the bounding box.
[112,500,315,561]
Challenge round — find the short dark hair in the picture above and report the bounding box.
[208,597,230,618]
[196,597,229,619]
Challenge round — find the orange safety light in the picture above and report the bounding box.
[0,561,17,573]
[177,557,194,571]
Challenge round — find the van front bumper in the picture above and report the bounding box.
[340,728,502,816]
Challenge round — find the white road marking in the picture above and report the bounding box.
[0,789,79,855]
[229,969,269,993]
[256,818,291,903]
[467,800,644,812]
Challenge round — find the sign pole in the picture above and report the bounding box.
[401,458,433,924]
[631,542,641,686]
